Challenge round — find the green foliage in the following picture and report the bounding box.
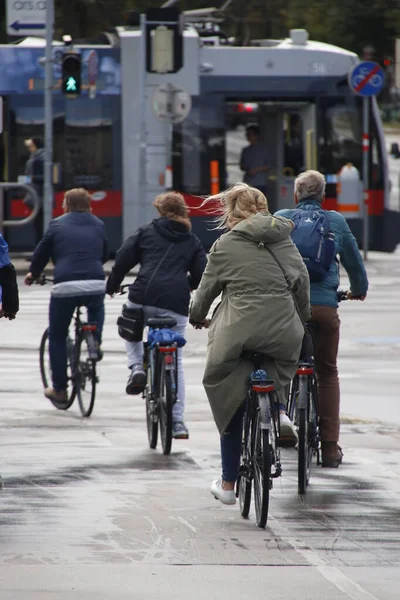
[0,0,398,60]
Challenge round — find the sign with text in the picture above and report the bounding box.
[7,0,46,37]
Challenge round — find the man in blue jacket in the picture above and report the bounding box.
[25,188,108,406]
[276,170,368,468]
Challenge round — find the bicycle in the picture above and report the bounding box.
[287,289,362,494]
[287,322,320,495]
[118,285,180,455]
[38,277,100,417]
[236,352,282,529]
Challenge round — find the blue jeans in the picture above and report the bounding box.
[220,403,245,483]
[49,293,105,391]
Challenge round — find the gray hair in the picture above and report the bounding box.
[294,170,326,203]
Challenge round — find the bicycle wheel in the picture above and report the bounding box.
[39,328,76,410]
[297,377,313,495]
[75,335,97,418]
[252,397,271,529]
[238,402,252,518]
[145,360,158,449]
[159,361,174,455]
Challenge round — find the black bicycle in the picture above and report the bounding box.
[236,352,282,529]
[143,317,179,455]
[38,277,100,417]
[287,324,320,495]
[287,289,361,494]
[117,285,179,455]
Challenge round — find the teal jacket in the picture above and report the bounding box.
[275,199,369,308]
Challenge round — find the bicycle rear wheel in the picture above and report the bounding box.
[39,328,76,410]
[297,377,313,495]
[145,360,158,449]
[75,335,97,418]
[238,402,252,518]
[252,398,271,529]
[159,361,174,455]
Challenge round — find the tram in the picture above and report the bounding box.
[1,26,399,252]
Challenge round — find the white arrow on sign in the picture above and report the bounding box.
[7,0,47,37]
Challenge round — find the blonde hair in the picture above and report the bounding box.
[63,188,91,213]
[154,192,191,230]
[204,183,268,230]
[294,170,326,202]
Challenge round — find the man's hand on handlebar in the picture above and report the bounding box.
[347,291,367,301]
[24,272,35,286]
[189,318,210,330]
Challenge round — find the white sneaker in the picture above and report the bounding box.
[210,479,236,505]
[280,413,298,446]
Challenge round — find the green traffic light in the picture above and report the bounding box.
[66,76,77,92]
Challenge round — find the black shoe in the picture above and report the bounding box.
[321,442,343,468]
[126,366,146,395]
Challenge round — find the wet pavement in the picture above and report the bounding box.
[1,255,400,599]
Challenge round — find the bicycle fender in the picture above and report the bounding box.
[257,393,271,430]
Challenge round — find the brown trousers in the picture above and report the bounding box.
[310,305,341,442]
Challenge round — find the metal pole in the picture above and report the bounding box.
[43,0,54,231]
[165,84,174,190]
[362,96,370,261]
[139,14,147,206]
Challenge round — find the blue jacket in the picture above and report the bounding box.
[107,218,207,316]
[275,199,369,308]
[30,212,109,283]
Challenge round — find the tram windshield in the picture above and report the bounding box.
[173,93,385,210]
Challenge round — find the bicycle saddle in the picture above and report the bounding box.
[241,350,270,368]
[147,317,177,329]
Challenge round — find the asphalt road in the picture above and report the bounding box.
[0,257,400,599]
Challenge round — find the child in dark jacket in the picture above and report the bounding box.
[0,234,19,319]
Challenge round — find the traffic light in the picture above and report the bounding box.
[146,8,183,74]
[62,53,81,96]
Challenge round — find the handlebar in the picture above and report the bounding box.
[35,274,54,285]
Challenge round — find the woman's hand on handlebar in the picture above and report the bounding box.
[189,318,210,330]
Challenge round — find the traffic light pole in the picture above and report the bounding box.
[44,0,54,231]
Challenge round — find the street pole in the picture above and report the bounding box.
[139,14,147,206]
[362,96,370,261]
[43,0,54,231]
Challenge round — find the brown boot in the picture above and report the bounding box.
[321,442,343,468]
[45,387,68,405]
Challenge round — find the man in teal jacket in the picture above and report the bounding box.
[276,170,368,468]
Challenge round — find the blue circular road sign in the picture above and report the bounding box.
[348,61,385,97]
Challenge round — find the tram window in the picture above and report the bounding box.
[64,97,120,190]
[173,98,225,196]
[319,97,362,175]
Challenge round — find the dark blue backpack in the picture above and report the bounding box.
[290,209,336,282]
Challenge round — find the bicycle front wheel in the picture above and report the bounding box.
[159,362,174,455]
[39,328,76,410]
[252,401,271,529]
[75,336,97,418]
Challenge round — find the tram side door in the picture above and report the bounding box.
[276,103,317,211]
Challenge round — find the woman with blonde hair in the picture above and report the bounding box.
[107,192,207,439]
[190,183,311,504]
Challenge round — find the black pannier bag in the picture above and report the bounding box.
[117,305,144,342]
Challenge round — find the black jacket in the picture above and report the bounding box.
[30,212,109,283]
[106,218,207,316]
